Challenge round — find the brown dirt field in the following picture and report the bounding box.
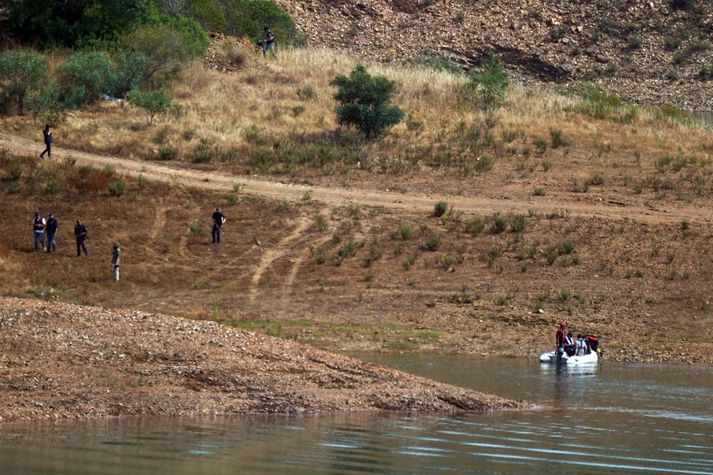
[0,297,519,423]
[0,147,711,366]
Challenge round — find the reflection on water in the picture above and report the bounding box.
[1,355,712,474]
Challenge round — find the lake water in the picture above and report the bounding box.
[1,355,712,474]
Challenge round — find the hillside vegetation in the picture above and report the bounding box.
[275,0,713,108]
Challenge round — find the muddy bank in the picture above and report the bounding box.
[0,298,520,423]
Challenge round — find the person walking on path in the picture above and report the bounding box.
[39,124,52,159]
[74,219,88,257]
[262,26,277,57]
[32,211,46,252]
[212,208,226,244]
[45,213,59,253]
[111,242,121,282]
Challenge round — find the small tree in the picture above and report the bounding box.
[330,64,405,138]
[467,55,509,110]
[123,20,208,88]
[127,89,171,124]
[112,48,149,98]
[27,84,67,124]
[0,50,48,115]
[58,51,116,107]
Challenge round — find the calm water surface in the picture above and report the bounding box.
[1,355,712,474]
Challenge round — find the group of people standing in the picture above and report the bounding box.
[30,212,120,281]
[555,322,600,357]
[30,208,227,282]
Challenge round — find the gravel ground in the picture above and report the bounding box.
[0,298,520,423]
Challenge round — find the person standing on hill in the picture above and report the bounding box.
[212,208,226,244]
[45,213,59,253]
[32,211,46,252]
[262,26,276,57]
[112,242,121,282]
[39,124,52,159]
[74,219,88,257]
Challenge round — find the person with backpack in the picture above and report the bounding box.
[45,213,59,253]
[212,208,226,244]
[32,211,46,252]
[112,242,121,282]
[262,26,276,57]
[39,124,52,159]
[74,219,88,257]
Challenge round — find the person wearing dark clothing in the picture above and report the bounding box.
[212,208,226,244]
[46,213,59,252]
[262,26,276,57]
[40,124,52,159]
[74,219,88,257]
[563,331,576,357]
[33,212,46,252]
[112,242,121,282]
[555,321,566,349]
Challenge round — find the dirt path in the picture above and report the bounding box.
[2,134,711,225]
[249,216,312,303]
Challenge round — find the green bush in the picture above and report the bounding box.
[58,51,116,107]
[27,84,67,124]
[108,178,126,196]
[433,201,448,217]
[221,0,297,45]
[123,21,208,87]
[465,217,484,235]
[2,0,158,47]
[112,48,149,97]
[331,64,405,138]
[421,234,441,252]
[699,66,713,81]
[490,214,507,234]
[465,55,509,110]
[0,50,48,115]
[127,89,171,124]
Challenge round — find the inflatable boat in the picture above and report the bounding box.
[539,349,599,365]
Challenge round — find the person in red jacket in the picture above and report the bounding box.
[555,322,567,349]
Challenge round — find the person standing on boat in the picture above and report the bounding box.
[563,331,576,357]
[555,322,566,349]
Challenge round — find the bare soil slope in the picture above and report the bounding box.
[0,297,518,423]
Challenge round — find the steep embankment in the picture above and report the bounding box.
[0,298,519,423]
[276,0,713,108]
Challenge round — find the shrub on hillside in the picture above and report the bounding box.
[112,48,149,97]
[1,0,158,47]
[0,50,48,115]
[58,51,116,108]
[127,89,171,124]
[465,55,509,110]
[27,85,67,124]
[330,65,405,138]
[156,0,297,45]
[123,21,208,87]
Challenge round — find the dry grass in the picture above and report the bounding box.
[1,46,710,203]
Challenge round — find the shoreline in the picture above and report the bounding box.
[0,297,521,424]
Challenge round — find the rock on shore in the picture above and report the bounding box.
[0,298,519,423]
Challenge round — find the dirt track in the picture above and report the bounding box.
[2,133,711,226]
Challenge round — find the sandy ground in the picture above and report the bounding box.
[0,297,520,423]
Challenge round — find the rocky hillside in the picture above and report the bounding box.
[0,298,518,423]
[276,0,712,108]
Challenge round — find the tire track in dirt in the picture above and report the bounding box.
[249,216,311,304]
[1,133,711,225]
[280,213,334,304]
